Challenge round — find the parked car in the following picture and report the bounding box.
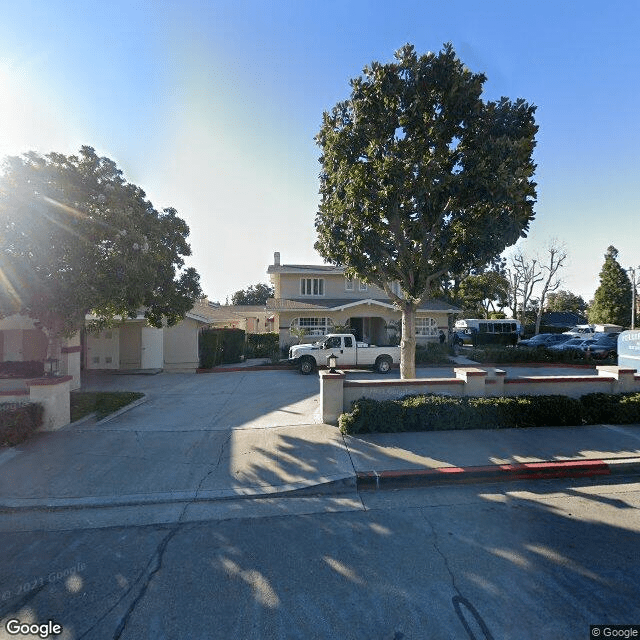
[548,338,596,355]
[584,336,618,359]
[517,333,573,349]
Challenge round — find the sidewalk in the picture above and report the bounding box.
[344,423,640,490]
[2,419,639,513]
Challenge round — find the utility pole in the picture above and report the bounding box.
[629,267,639,330]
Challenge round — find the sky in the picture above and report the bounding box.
[1,0,639,305]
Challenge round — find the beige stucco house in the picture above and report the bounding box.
[266,252,461,347]
[83,299,275,373]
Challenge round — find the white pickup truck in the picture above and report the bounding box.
[288,334,401,374]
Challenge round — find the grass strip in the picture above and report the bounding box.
[71,391,144,422]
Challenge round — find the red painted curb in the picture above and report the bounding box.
[357,459,612,489]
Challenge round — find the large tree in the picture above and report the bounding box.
[588,246,632,327]
[315,44,537,377]
[0,146,201,357]
[458,270,510,318]
[545,290,587,316]
[231,283,274,305]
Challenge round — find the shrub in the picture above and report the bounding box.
[0,361,45,378]
[339,393,587,434]
[581,392,640,424]
[199,328,246,367]
[415,343,451,364]
[0,403,44,446]
[245,333,279,359]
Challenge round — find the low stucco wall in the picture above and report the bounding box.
[320,366,640,425]
[1,376,71,431]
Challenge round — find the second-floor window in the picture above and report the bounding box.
[359,281,368,291]
[301,278,324,296]
[345,278,354,291]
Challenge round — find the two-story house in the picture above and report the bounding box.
[266,252,461,347]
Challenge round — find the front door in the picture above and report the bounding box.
[119,324,142,369]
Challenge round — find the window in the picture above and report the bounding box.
[359,280,368,291]
[344,336,353,348]
[416,317,438,336]
[345,278,354,291]
[290,317,333,336]
[301,278,324,296]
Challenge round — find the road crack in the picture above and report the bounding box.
[423,512,495,640]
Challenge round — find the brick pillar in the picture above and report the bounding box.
[319,370,345,425]
[454,367,488,397]
[597,366,637,393]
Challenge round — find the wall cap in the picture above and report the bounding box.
[26,376,73,387]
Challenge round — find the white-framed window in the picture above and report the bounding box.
[416,317,438,336]
[345,278,354,291]
[300,278,325,296]
[358,280,368,291]
[290,317,334,336]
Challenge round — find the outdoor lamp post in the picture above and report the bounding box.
[327,353,338,373]
[44,357,59,377]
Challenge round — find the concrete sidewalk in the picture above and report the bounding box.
[345,423,640,490]
[1,368,639,518]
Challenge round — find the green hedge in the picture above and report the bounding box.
[338,392,640,434]
[199,328,246,367]
[415,343,452,364]
[0,403,44,446]
[245,333,279,359]
[0,361,45,378]
[466,346,611,365]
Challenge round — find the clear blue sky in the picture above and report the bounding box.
[1,0,638,305]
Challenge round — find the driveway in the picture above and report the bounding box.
[0,370,358,522]
[80,369,321,430]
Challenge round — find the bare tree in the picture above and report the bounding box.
[534,241,568,334]
[509,252,543,325]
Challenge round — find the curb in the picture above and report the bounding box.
[0,474,357,513]
[356,458,640,490]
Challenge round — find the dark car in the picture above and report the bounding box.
[584,336,618,359]
[517,333,573,349]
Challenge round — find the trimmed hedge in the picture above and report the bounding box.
[415,343,451,364]
[0,403,44,446]
[199,328,246,367]
[338,392,640,435]
[0,361,45,379]
[466,346,612,365]
[245,333,279,359]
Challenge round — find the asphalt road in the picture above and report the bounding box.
[1,475,639,640]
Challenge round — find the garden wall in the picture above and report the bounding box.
[319,366,640,425]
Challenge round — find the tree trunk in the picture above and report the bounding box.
[400,302,417,379]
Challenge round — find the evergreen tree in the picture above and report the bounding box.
[588,246,632,326]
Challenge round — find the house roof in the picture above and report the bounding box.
[267,263,345,275]
[266,297,461,313]
[541,311,588,328]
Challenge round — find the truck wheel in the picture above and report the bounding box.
[375,356,392,374]
[299,356,315,375]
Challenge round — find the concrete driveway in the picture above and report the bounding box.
[0,370,357,523]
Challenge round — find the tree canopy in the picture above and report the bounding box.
[545,290,587,316]
[588,246,632,327]
[315,43,537,377]
[231,283,274,306]
[0,146,201,340]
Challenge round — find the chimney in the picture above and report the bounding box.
[274,251,280,266]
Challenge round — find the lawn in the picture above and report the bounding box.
[70,391,144,422]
